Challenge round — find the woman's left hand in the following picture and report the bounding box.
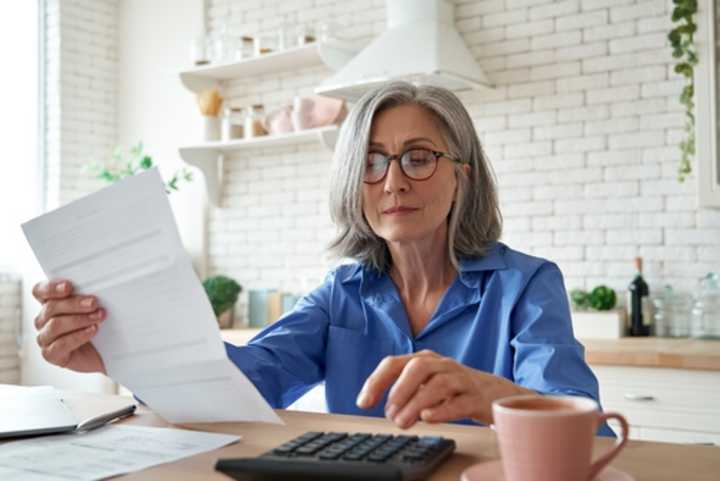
[356,350,533,429]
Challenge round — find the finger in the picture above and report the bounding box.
[34,296,100,330]
[419,393,480,424]
[392,372,465,429]
[32,279,74,302]
[357,350,441,409]
[357,353,416,408]
[386,356,452,415]
[42,324,99,368]
[37,309,105,348]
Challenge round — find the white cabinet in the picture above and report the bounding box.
[592,365,720,445]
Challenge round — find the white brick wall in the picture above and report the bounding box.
[0,275,21,384]
[204,0,720,322]
[45,0,117,209]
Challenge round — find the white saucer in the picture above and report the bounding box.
[460,460,635,481]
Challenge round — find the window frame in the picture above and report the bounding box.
[695,0,720,207]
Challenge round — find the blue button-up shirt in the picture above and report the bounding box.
[226,242,614,436]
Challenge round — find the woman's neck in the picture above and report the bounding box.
[387,230,457,299]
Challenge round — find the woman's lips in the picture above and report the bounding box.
[383,206,418,215]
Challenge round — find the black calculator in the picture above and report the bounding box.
[215,430,456,480]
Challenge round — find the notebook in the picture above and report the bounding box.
[1,384,89,439]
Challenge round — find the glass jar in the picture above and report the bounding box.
[244,104,268,139]
[238,36,254,60]
[295,24,316,47]
[190,34,209,66]
[254,33,277,56]
[222,107,244,141]
[652,285,692,337]
[691,272,720,339]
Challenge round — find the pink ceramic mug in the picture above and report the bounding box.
[492,395,629,481]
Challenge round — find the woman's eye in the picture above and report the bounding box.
[367,153,386,171]
[406,151,431,165]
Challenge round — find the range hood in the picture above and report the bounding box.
[315,0,493,100]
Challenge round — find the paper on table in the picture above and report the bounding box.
[22,168,281,424]
[0,424,240,481]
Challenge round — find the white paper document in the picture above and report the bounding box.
[0,424,240,481]
[22,168,281,424]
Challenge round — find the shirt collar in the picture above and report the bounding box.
[340,242,508,287]
[457,242,508,288]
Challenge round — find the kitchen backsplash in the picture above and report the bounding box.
[205,0,719,322]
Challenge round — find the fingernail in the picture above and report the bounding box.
[86,325,96,334]
[56,282,67,293]
[91,309,104,320]
[81,298,94,308]
[356,390,368,408]
[385,404,398,420]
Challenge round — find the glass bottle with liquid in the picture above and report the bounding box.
[628,257,651,336]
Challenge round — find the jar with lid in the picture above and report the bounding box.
[652,285,692,337]
[222,107,244,141]
[294,24,316,47]
[238,36,254,60]
[691,272,720,339]
[244,104,268,139]
[254,33,278,56]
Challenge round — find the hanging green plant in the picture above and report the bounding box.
[668,0,698,182]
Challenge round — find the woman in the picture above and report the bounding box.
[33,82,613,435]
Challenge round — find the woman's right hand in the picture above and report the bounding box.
[32,279,107,375]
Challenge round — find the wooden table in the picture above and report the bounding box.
[54,391,720,481]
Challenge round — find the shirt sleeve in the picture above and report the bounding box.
[509,262,616,437]
[224,273,333,409]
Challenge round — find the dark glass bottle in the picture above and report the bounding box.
[628,257,651,336]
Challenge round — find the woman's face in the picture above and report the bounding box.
[362,103,459,246]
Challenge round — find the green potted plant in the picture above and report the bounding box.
[202,275,242,329]
[86,142,193,193]
[570,285,626,339]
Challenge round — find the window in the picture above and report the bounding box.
[0,0,43,271]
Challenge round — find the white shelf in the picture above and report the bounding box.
[180,41,358,93]
[179,126,339,206]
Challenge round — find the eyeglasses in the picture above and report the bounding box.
[363,148,463,184]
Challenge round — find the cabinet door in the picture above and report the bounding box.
[592,365,720,443]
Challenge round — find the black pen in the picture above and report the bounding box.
[75,404,137,432]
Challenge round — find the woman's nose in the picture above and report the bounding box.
[383,159,410,194]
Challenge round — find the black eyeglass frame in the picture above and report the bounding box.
[362,148,466,184]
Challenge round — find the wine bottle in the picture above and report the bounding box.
[628,257,651,336]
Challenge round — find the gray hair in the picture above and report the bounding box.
[328,81,502,273]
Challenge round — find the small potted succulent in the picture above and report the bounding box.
[202,275,242,329]
[570,285,626,339]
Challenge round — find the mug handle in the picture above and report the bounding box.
[586,412,630,481]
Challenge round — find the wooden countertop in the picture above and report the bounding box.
[581,337,720,371]
[221,329,720,371]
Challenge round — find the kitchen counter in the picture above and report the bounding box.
[221,329,720,371]
[581,337,720,371]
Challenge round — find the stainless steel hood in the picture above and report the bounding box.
[315,0,493,100]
